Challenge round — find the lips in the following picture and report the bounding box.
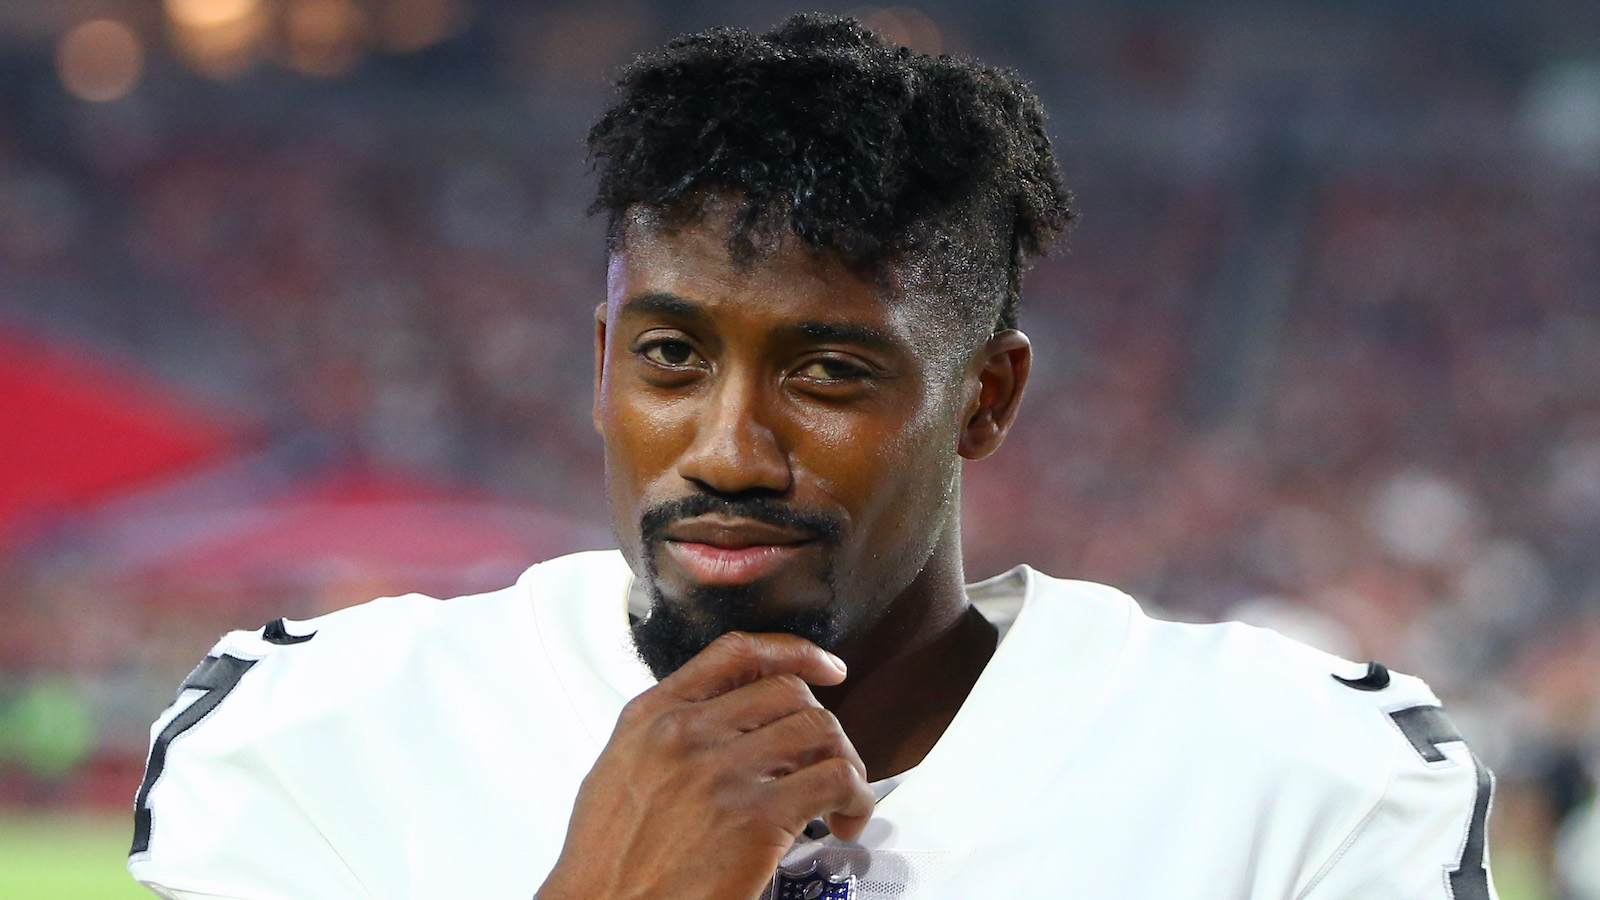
[659,516,816,586]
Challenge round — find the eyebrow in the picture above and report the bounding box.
[616,290,901,353]
[781,321,899,353]
[616,291,709,323]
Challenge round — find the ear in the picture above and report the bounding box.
[958,329,1031,460]
[592,302,609,436]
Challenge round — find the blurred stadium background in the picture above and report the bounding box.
[0,0,1597,896]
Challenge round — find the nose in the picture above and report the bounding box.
[676,370,792,496]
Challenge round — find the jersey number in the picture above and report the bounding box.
[130,654,258,856]
[1389,705,1493,900]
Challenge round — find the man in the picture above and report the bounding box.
[129,15,1497,900]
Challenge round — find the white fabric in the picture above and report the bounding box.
[129,549,1496,899]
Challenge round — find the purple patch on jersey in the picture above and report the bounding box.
[773,862,855,900]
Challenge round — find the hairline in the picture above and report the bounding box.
[608,198,1014,339]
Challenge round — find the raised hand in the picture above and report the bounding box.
[536,632,875,900]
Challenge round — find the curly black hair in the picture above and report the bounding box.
[587,13,1073,333]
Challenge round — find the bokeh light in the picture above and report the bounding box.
[166,0,267,78]
[56,19,144,103]
[164,0,258,30]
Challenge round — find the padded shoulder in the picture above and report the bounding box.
[1141,614,1440,742]
[130,551,643,900]
[1131,616,1492,898]
[129,581,538,900]
[193,591,465,736]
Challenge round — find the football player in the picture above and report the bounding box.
[130,14,1497,899]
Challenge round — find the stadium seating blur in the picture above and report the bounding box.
[0,1,1595,896]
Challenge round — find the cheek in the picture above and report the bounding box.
[601,381,692,467]
[797,395,962,540]
[599,391,694,523]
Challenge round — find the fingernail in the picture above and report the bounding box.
[825,652,848,675]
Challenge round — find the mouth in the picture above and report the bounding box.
[658,517,818,586]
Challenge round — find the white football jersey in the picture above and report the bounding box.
[129,550,1497,899]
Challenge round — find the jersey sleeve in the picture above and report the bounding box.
[1300,698,1498,900]
[127,620,377,900]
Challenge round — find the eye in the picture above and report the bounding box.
[638,339,703,368]
[794,356,872,383]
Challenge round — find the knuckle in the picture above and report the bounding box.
[817,757,859,794]
[709,631,763,677]
[648,706,695,748]
[794,706,842,742]
[616,694,652,728]
[710,630,756,658]
[766,673,811,704]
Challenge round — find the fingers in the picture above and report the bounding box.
[696,672,823,733]
[616,631,874,845]
[739,706,865,782]
[661,631,848,702]
[738,705,874,843]
[768,757,876,843]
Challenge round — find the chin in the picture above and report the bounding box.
[630,578,845,680]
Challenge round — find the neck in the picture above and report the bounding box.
[810,523,998,781]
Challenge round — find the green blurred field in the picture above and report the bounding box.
[0,814,149,900]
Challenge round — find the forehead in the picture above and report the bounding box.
[607,214,907,330]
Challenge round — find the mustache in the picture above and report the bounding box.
[640,493,843,545]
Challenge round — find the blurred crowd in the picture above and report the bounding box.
[0,1,1596,895]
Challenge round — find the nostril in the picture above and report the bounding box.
[681,479,789,504]
[677,416,792,495]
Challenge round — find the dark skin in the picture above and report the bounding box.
[537,209,1030,900]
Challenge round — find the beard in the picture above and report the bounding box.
[630,579,845,680]
[627,492,846,680]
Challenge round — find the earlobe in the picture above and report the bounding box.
[957,329,1030,461]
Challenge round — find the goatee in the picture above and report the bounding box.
[630,581,844,680]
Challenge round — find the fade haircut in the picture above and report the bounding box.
[587,13,1073,334]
